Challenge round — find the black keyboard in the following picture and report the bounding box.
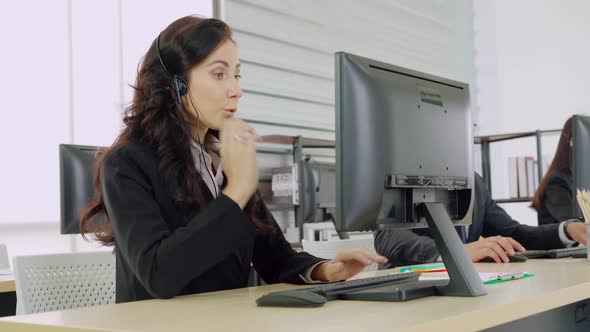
[256,272,434,307]
[523,247,588,259]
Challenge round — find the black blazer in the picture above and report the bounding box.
[100,142,323,303]
[375,173,563,269]
[537,171,576,225]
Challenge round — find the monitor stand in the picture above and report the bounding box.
[418,202,487,297]
[340,202,487,302]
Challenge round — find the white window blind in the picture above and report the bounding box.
[225,0,476,154]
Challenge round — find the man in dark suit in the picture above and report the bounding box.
[375,173,588,268]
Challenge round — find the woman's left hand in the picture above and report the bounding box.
[310,249,388,282]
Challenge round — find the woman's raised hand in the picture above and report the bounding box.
[220,119,260,208]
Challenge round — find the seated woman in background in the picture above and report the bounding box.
[531,117,581,228]
[80,16,386,304]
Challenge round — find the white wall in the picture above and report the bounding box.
[474,0,590,225]
[0,0,212,267]
[0,1,71,225]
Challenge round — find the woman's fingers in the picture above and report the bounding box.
[333,249,388,265]
[324,262,344,276]
[319,250,388,282]
[222,119,260,143]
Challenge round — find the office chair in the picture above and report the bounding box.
[59,144,104,234]
[13,251,115,315]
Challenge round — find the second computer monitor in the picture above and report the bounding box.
[59,144,103,234]
[335,52,474,232]
[572,114,590,219]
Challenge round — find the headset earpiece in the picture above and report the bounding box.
[173,76,188,96]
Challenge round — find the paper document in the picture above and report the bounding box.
[419,272,533,284]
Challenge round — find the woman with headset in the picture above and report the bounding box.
[80,16,386,304]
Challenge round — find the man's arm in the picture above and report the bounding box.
[480,188,564,250]
[374,229,439,269]
[543,174,578,223]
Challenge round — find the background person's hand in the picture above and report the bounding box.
[310,249,388,282]
[220,119,260,208]
[566,221,587,245]
[465,236,526,263]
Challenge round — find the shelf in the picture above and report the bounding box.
[263,131,560,147]
[260,135,335,148]
[265,202,294,211]
[474,129,561,144]
[494,197,532,204]
[475,128,563,196]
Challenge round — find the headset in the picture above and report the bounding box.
[155,33,219,198]
[156,34,188,102]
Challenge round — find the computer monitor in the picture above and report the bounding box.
[300,157,320,223]
[335,52,474,232]
[572,114,590,219]
[334,52,485,298]
[59,144,102,234]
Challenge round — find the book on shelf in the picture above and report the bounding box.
[525,156,535,198]
[517,156,527,198]
[532,160,539,193]
[508,157,518,198]
[508,155,540,199]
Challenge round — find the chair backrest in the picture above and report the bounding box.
[301,235,379,272]
[13,251,115,315]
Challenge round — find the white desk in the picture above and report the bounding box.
[0,275,15,294]
[0,260,589,331]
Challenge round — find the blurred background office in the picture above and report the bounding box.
[0,0,589,266]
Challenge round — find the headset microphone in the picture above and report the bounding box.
[155,33,219,198]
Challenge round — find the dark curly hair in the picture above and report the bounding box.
[80,16,274,245]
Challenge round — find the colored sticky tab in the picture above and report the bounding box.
[400,263,446,273]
